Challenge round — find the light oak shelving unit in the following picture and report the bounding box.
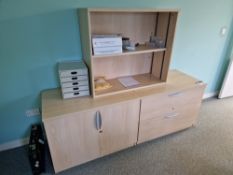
[78,9,178,98]
[42,8,206,173]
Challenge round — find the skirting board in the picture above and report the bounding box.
[203,91,218,99]
[0,137,29,152]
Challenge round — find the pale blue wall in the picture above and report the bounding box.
[0,10,82,143]
[0,0,232,144]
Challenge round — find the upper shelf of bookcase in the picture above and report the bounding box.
[92,45,166,58]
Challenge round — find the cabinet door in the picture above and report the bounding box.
[138,84,205,143]
[98,99,140,155]
[44,110,100,173]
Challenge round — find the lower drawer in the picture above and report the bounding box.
[59,69,88,77]
[138,103,199,143]
[62,91,90,99]
[62,86,89,93]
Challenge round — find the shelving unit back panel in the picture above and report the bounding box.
[90,12,157,44]
[93,53,153,79]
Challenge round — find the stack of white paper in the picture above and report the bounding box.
[92,35,122,55]
[118,77,139,88]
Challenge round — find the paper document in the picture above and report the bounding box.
[118,77,139,88]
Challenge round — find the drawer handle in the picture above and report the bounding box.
[71,71,77,75]
[195,80,203,84]
[72,77,78,80]
[74,92,79,95]
[72,82,78,85]
[164,112,178,119]
[168,91,182,97]
[95,111,102,132]
[73,87,79,90]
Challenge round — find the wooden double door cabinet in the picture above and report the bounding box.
[42,71,206,173]
[44,100,140,172]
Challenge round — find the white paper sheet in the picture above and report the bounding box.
[118,77,139,88]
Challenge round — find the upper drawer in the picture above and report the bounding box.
[59,69,88,77]
[141,84,205,121]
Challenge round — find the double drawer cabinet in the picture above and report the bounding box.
[42,71,206,173]
[58,61,90,99]
[138,85,205,143]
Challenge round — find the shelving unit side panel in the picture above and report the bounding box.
[78,9,95,96]
[161,12,178,81]
[151,12,170,79]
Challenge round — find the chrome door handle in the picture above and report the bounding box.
[195,80,203,84]
[168,91,182,97]
[95,111,102,131]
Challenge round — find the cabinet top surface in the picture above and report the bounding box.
[41,70,203,122]
[58,61,87,72]
[86,8,180,13]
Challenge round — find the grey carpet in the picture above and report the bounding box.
[1,97,233,175]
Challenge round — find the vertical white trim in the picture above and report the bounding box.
[0,138,29,152]
[219,57,233,98]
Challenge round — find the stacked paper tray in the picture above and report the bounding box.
[58,61,90,99]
